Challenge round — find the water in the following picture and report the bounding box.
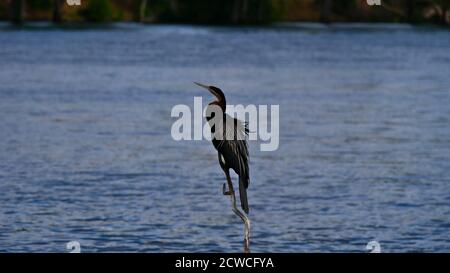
[0,23,449,252]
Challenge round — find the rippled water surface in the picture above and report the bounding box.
[0,23,449,252]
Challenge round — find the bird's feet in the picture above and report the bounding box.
[222,183,232,195]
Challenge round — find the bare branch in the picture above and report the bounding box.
[223,176,250,253]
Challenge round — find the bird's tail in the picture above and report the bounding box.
[239,176,249,214]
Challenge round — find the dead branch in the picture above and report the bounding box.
[223,177,250,253]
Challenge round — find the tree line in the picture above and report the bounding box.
[2,0,448,25]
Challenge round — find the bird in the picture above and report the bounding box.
[194,82,250,214]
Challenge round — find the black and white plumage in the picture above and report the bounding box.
[195,82,250,214]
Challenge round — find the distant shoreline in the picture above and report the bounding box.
[0,21,448,31]
[1,0,448,27]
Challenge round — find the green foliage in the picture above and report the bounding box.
[145,0,173,21]
[150,0,276,25]
[26,0,53,10]
[114,9,125,21]
[171,0,236,24]
[79,0,114,22]
[0,2,7,19]
[0,0,447,26]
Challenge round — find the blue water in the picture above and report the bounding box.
[0,23,449,252]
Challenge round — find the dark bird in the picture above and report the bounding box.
[194,82,250,214]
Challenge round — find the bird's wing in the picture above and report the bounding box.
[217,114,250,188]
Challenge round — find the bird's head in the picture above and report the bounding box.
[194,82,226,110]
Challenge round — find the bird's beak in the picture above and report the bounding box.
[194,82,210,90]
[194,82,218,98]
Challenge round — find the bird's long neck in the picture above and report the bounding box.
[211,99,226,112]
[206,100,226,122]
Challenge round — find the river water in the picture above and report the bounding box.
[0,23,449,252]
